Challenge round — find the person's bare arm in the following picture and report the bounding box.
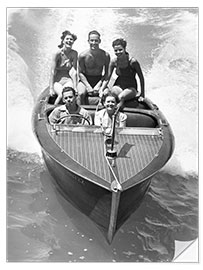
[119,113,127,128]
[49,52,59,95]
[71,50,78,91]
[134,60,145,98]
[48,108,60,124]
[99,52,111,94]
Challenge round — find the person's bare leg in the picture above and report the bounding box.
[111,85,123,97]
[53,82,63,105]
[118,88,137,108]
[77,82,88,105]
[63,79,74,88]
[111,86,124,109]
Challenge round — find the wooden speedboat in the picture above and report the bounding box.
[32,87,175,243]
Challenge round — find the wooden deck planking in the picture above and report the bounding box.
[48,125,163,185]
[116,134,162,183]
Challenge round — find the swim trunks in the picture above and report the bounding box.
[84,74,102,88]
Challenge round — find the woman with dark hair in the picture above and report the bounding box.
[49,30,78,105]
[94,92,127,131]
[108,38,145,108]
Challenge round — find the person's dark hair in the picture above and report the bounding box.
[88,30,101,39]
[62,86,76,96]
[112,38,127,49]
[101,91,119,105]
[58,30,77,48]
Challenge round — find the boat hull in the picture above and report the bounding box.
[32,87,174,243]
[42,149,151,242]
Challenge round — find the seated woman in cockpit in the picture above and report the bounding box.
[48,87,92,125]
[94,92,127,131]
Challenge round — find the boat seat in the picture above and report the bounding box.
[47,94,147,108]
[46,92,157,128]
[125,112,157,127]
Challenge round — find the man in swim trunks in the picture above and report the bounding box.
[77,30,110,105]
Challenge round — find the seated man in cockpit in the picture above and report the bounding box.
[48,86,92,125]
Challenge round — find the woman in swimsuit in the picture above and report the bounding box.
[49,30,78,105]
[107,38,145,108]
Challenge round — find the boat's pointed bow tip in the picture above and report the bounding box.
[106,238,113,245]
[106,233,115,244]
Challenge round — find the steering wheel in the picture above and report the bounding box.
[56,114,91,125]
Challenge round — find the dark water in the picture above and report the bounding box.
[7,8,198,262]
[7,149,198,262]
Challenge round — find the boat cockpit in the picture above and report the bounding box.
[45,94,159,128]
